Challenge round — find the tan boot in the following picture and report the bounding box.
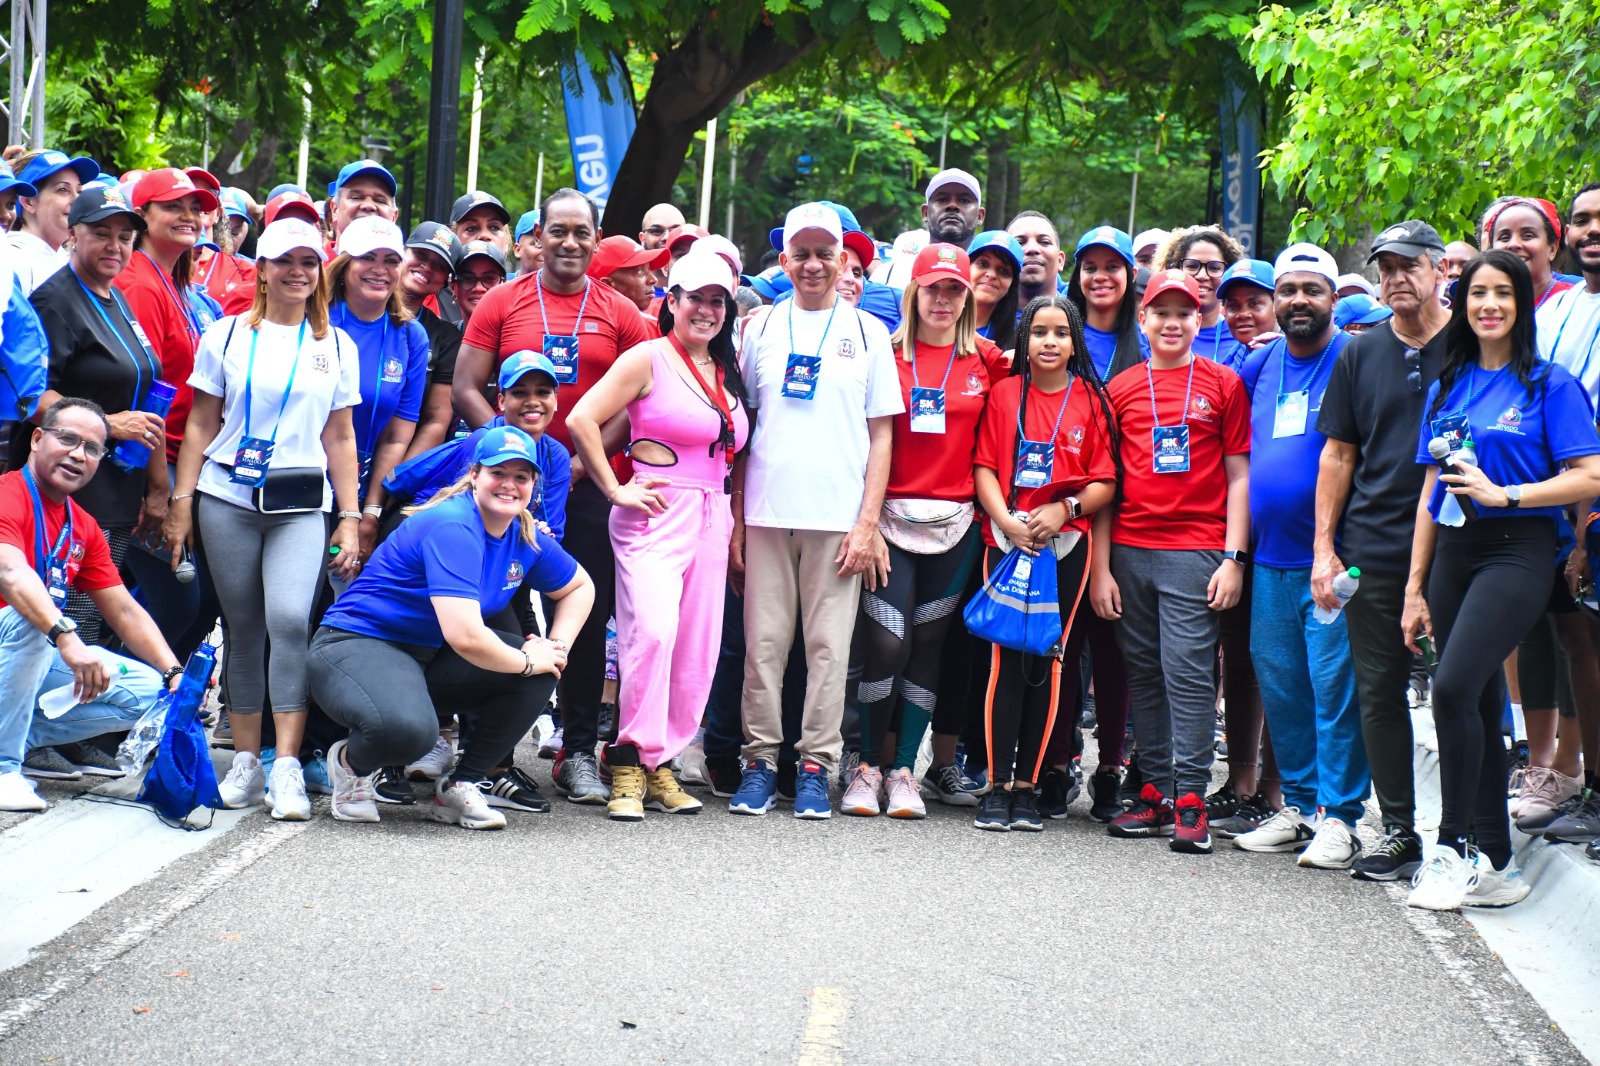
[608,765,646,821]
[645,766,703,815]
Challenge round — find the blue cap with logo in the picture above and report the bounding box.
[220,187,253,224]
[1074,225,1135,268]
[474,425,540,468]
[1216,258,1275,299]
[514,210,540,242]
[498,350,560,391]
[1334,294,1394,329]
[17,150,99,189]
[967,230,1024,274]
[740,264,794,302]
[328,159,397,200]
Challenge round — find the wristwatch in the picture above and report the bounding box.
[1064,496,1082,521]
[46,616,79,646]
[1505,484,1523,509]
[1223,550,1250,566]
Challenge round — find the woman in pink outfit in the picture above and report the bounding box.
[566,249,751,821]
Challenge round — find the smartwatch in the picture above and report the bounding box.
[46,616,79,646]
[1223,550,1250,566]
[1505,484,1523,509]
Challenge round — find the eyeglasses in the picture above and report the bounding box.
[1403,346,1422,395]
[456,273,502,290]
[1180,259,1227,278]
[43,427,107,461]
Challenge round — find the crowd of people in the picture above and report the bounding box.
[1,143,1598,916]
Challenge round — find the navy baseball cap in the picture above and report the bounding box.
[1334,294,1394,329]
[451,190,511,226]
[967,230,1024,274]
[1074,225,1135,268]
[474,425,540,467]
[1217,258,1275,300]
[18,150,99,189]
[458,240,508,275]
[329,159,397,200]
[406,221,462,271]
[498,350,559,390]
[68,185,146,230]
[514,210,540,242]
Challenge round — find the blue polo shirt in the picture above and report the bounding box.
[383,416,570,541]
[332,303,431,487]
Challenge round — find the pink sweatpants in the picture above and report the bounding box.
[610,482,733,770]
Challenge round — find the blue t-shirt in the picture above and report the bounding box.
[322,492,579,647]
[188,287,223,333]
[1082,323,1150,383]
[1193,319,1240,369]
[332,304,431,472]
[1415,362,1600,523]
[1241,332,1349,567]
[382,416,571,541]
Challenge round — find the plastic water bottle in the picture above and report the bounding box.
[114,642,217,773]
[38,655,130,718]
[111,380,177,472]
[1314,567,1361,624]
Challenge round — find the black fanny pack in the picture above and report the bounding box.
[253,467,324,514]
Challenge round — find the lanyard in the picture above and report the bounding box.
[1276,335,1337,398]
[71,267,161,409]
[1536,279,1558,308]
[335,304,392,454]
[665,333,736,471]
[241,321,308,444]
[1016,375,1076,444]
[1147,355,1197,429]
[787,295,840,361]
[22,465,73,584]
[1450,364,1501,420]
[535,272,591,338]
[1205,320,1224,359]
[137,250,201,349]
[910,340,960,394]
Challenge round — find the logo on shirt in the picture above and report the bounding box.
[584,321,599,333]
[382,356,404,381]
[1191,394,1214,420]
[313,351,331,374]
[68,539,85,563]
[963,370,983,396]
[1494,405,1525,435]
[506,560,524,583]
[837,338,857,359]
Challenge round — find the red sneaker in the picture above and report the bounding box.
[1171,792,1213,854]
[1107,782,1175,837]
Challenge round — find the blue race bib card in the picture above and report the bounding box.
[782,353,821,400]
[1274,390,1309,438]
[230,436,275,486]
[909,386,946,434]
[543,334,579,385]
[1152,424,1191,474]
[1015,439,1054,489]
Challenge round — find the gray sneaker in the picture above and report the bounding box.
[210,707,233,749]
[1544,788,1600,844]
[553,751,609,804]
[55,742,128,779]
[23,747,83,780]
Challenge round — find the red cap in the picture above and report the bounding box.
[1141,268,1202,309]
[588,235,670,278]
[118,169,150,186]
[911,242,973,291]
[131,168,221,213]
[183,166,222,193]
[669,224,708,253]
[842,230,877,270]
[265,189,320,226]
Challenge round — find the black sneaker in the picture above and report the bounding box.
[1081,690,1098,732]
[777,760,797,803]
[706,755,743,798]
[1587,838,1600,864]
[483,766,551,813]
[54,742,127,779]
[373,766,415,805]
[1205,783,1241,821]
[1211,793,1270,839]
[1544,787,1600,844]
[1037,766,1072,819]
[1088,768,1122,822]
[1119,758,1144,808]
[1351,825,1423,881]
[974,789,1011,831]
[1008,788,1044,832]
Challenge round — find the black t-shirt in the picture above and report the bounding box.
[18,268,163,525]
[1316,319,1448,574]
[417,306,462,387]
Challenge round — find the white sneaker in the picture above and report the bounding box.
[267,757,311,821]
[841,764,885,817]
[406,734,455,780]
[1407,844,1478,911]
[432,779,506,830]
[218,751,267,808]
[1298,815,1361,869]
[1234,806,1316,852]
[0,770,47,811]
[885,767,927,819]
[677,742,710,787]
[537,720,562,759]
[1463,853,1531,908]
[326,739,379,823]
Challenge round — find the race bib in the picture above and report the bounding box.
[543,334,579,385]
[1274,390,1309,439]
[230,436,275,486]
[1015,439,1054,489]
[782,353,821,400]
[1152,425,1191,474]
[909,387,946,434]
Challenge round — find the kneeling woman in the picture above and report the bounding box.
[309,426,594,829]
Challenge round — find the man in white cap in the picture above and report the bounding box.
[1335,273,1377,299]
[922,169,984,249]
[1133,228,1170,270]
[728,201,903,820]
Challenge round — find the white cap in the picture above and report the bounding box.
[782,202,843,250]
[1132,228,1169,254]
[255,218,327,262]
[667,248,736,298]
[337,215,405,259]
[924,167,982,203]
[698,234,743,276]
[1273,242,1340,287]
[1335,272,1376,296]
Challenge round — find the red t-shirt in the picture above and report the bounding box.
[114,252,201,465]
[975,373,1118,547]
[1106,355,1249,550]
[886,340,992,502]
[976,336,1011,382]
[0,471,121,610]
[462,273,653,448]
[197,248,257,316]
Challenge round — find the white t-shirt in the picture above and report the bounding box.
[739,298,903,532]
[189,315,361,511]
[7,231,65,297]
[1537,285,1600,405]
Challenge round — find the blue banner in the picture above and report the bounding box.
[1219,74,1261,258]
[562,53,636,214]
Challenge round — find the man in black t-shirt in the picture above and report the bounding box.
[399,223,466,460]
[1313,219,1450,883]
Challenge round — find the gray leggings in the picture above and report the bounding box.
[197,494,326,714]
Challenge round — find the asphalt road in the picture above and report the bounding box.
[0,737,1586,1066]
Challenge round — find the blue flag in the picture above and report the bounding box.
[1220,73,1262,258]
[562,53,636,214]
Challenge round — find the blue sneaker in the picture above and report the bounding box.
[794,761,832,820]
[302,750,333,796]
[729,759,777,815]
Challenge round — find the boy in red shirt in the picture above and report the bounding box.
[1092,270,1250,853]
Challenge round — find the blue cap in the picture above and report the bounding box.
[1334,294,1394,329]
[742,265,794,301]
[514,209,540,242]
[1073,225,1135,268]
[220,188,253,224]
[328,159,397,200]
[83,173,117,190]
[266,182,307,201]
[967,230,1024,274]
[1217,258,1276,300]
[498,350,559,390]
[0,160,36,199]
[473,425,540,468]
[17,150,99,189]
[769,199,864,252]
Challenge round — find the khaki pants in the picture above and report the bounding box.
[740,526,861,773]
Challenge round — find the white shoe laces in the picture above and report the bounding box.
[1255,806,1303,834]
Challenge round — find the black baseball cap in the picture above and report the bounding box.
[450,190,511,226]
[406,221,462,272]
[68,185,146,230]
[457,240,508,275]
[1367,220,1447,264]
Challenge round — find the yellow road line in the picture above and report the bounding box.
[796,986,846,1065]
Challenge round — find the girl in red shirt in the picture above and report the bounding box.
[972,295,1118,831]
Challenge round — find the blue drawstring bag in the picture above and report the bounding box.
[963,547,1061,657]
[138,645,221,828]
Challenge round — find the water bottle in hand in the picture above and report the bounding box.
[1314,567,1361,624]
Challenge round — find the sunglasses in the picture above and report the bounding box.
[44,426,107,461]
[1404,346,1422,395]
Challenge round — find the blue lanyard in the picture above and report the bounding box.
[1147,355,1197,429]
[22,465,73,584]
[335,304,392,454]
[1450,365,1502,420]
[137,250,202,348]
[535,273,592,337]
[1276,335,1337,397]
[1204,320,1224,359]
[910,341,960,393]
[788,295,841,360]
[71,268,162,409]
[241,321,308,444]
[1017,374,1076,443]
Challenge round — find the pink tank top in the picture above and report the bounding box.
[626,341,750,489]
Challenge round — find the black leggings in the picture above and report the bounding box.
[854,527,982,770]
[556,479,617,755]
[1429,517,1556,866]
[984,537,1090,786]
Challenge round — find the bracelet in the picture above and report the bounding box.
[362,504,383,517]
[169,493,193,502]
[161,664,184,685]
[520,649,537,677]
[337,510,361,521]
